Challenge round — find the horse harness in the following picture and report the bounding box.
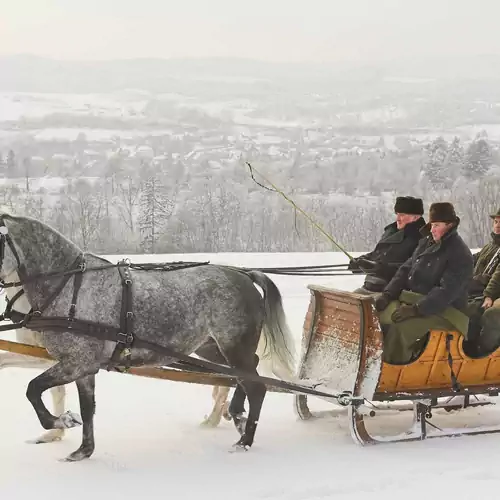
[0,222,211,372]
[0,221,363,405]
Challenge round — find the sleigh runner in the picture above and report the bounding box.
[294,285,500,444]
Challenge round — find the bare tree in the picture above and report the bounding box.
[116,175,142,234]
[62,179,105,250]
[138,175,174,253]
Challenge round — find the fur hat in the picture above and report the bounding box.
[428,202,458,224]
[394,196,424,215]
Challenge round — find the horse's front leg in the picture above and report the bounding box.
[64,374,96,462]
[26,360,98,460]
[0,352,67,443]
[29,384,67,444]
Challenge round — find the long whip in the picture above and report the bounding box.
[245,162,353,261]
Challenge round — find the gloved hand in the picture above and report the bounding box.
[348,257,378,274]
[391,304,419,323]
[347,258,364,274]
[374,293,392,312]
[361,260,386,275]
[347,258,360,270]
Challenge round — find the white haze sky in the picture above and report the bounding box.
[1,0,500,63]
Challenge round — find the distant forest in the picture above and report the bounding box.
[0,132,498,254]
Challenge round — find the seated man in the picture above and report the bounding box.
[466,208,500,356]
[348,196,426,295]
[374,202,473,364]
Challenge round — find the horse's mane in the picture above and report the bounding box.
[1,212,85,262]
[5,213,83,249]
[1,212,115,266]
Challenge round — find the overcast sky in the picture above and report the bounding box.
[1,0,499,63]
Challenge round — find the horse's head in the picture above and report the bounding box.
[0,211,83,284]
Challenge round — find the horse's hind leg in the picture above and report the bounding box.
[222,348,266,451]
[229,384,249,435]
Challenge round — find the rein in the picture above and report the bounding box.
[0,218,363,405]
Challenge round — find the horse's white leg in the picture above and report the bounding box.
[0,353,67,443]
[201,386,231,427]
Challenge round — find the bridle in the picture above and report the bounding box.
[0,217,24,287]
[0,216,84,327]
[0,217,29,322]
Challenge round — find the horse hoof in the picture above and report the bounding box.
[27,429,64,444]
[59,446,93,462]
[229,442,250,453]
[200,416,221,428]
[57,411,82,429]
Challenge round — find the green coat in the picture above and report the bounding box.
[470,233,500,300]
[378,290,469,364]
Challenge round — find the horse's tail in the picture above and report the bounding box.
[247,271,297,381]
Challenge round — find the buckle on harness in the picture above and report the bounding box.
[117,332,134,345]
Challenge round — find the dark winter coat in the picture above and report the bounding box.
[358,217,427,292]
[469,232,500,300]
[383,223,474,316]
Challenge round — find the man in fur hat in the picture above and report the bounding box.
[374,202,473,364]
[466,209,500,356]
[348,196,426,295]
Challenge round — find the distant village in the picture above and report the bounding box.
[1,117,498,186]
[0,90,500,254]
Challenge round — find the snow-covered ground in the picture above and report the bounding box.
[2,251,500,499]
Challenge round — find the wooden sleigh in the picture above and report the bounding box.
[294,285,500,445]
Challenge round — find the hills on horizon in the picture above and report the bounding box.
[2,53,500,93]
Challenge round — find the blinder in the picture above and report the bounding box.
[0,216,30,322]
[0,216,23,282]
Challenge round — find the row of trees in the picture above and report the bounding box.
[2,165,500,255]
[422,134,494,188]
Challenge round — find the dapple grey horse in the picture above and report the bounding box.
[0,213,296,461]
